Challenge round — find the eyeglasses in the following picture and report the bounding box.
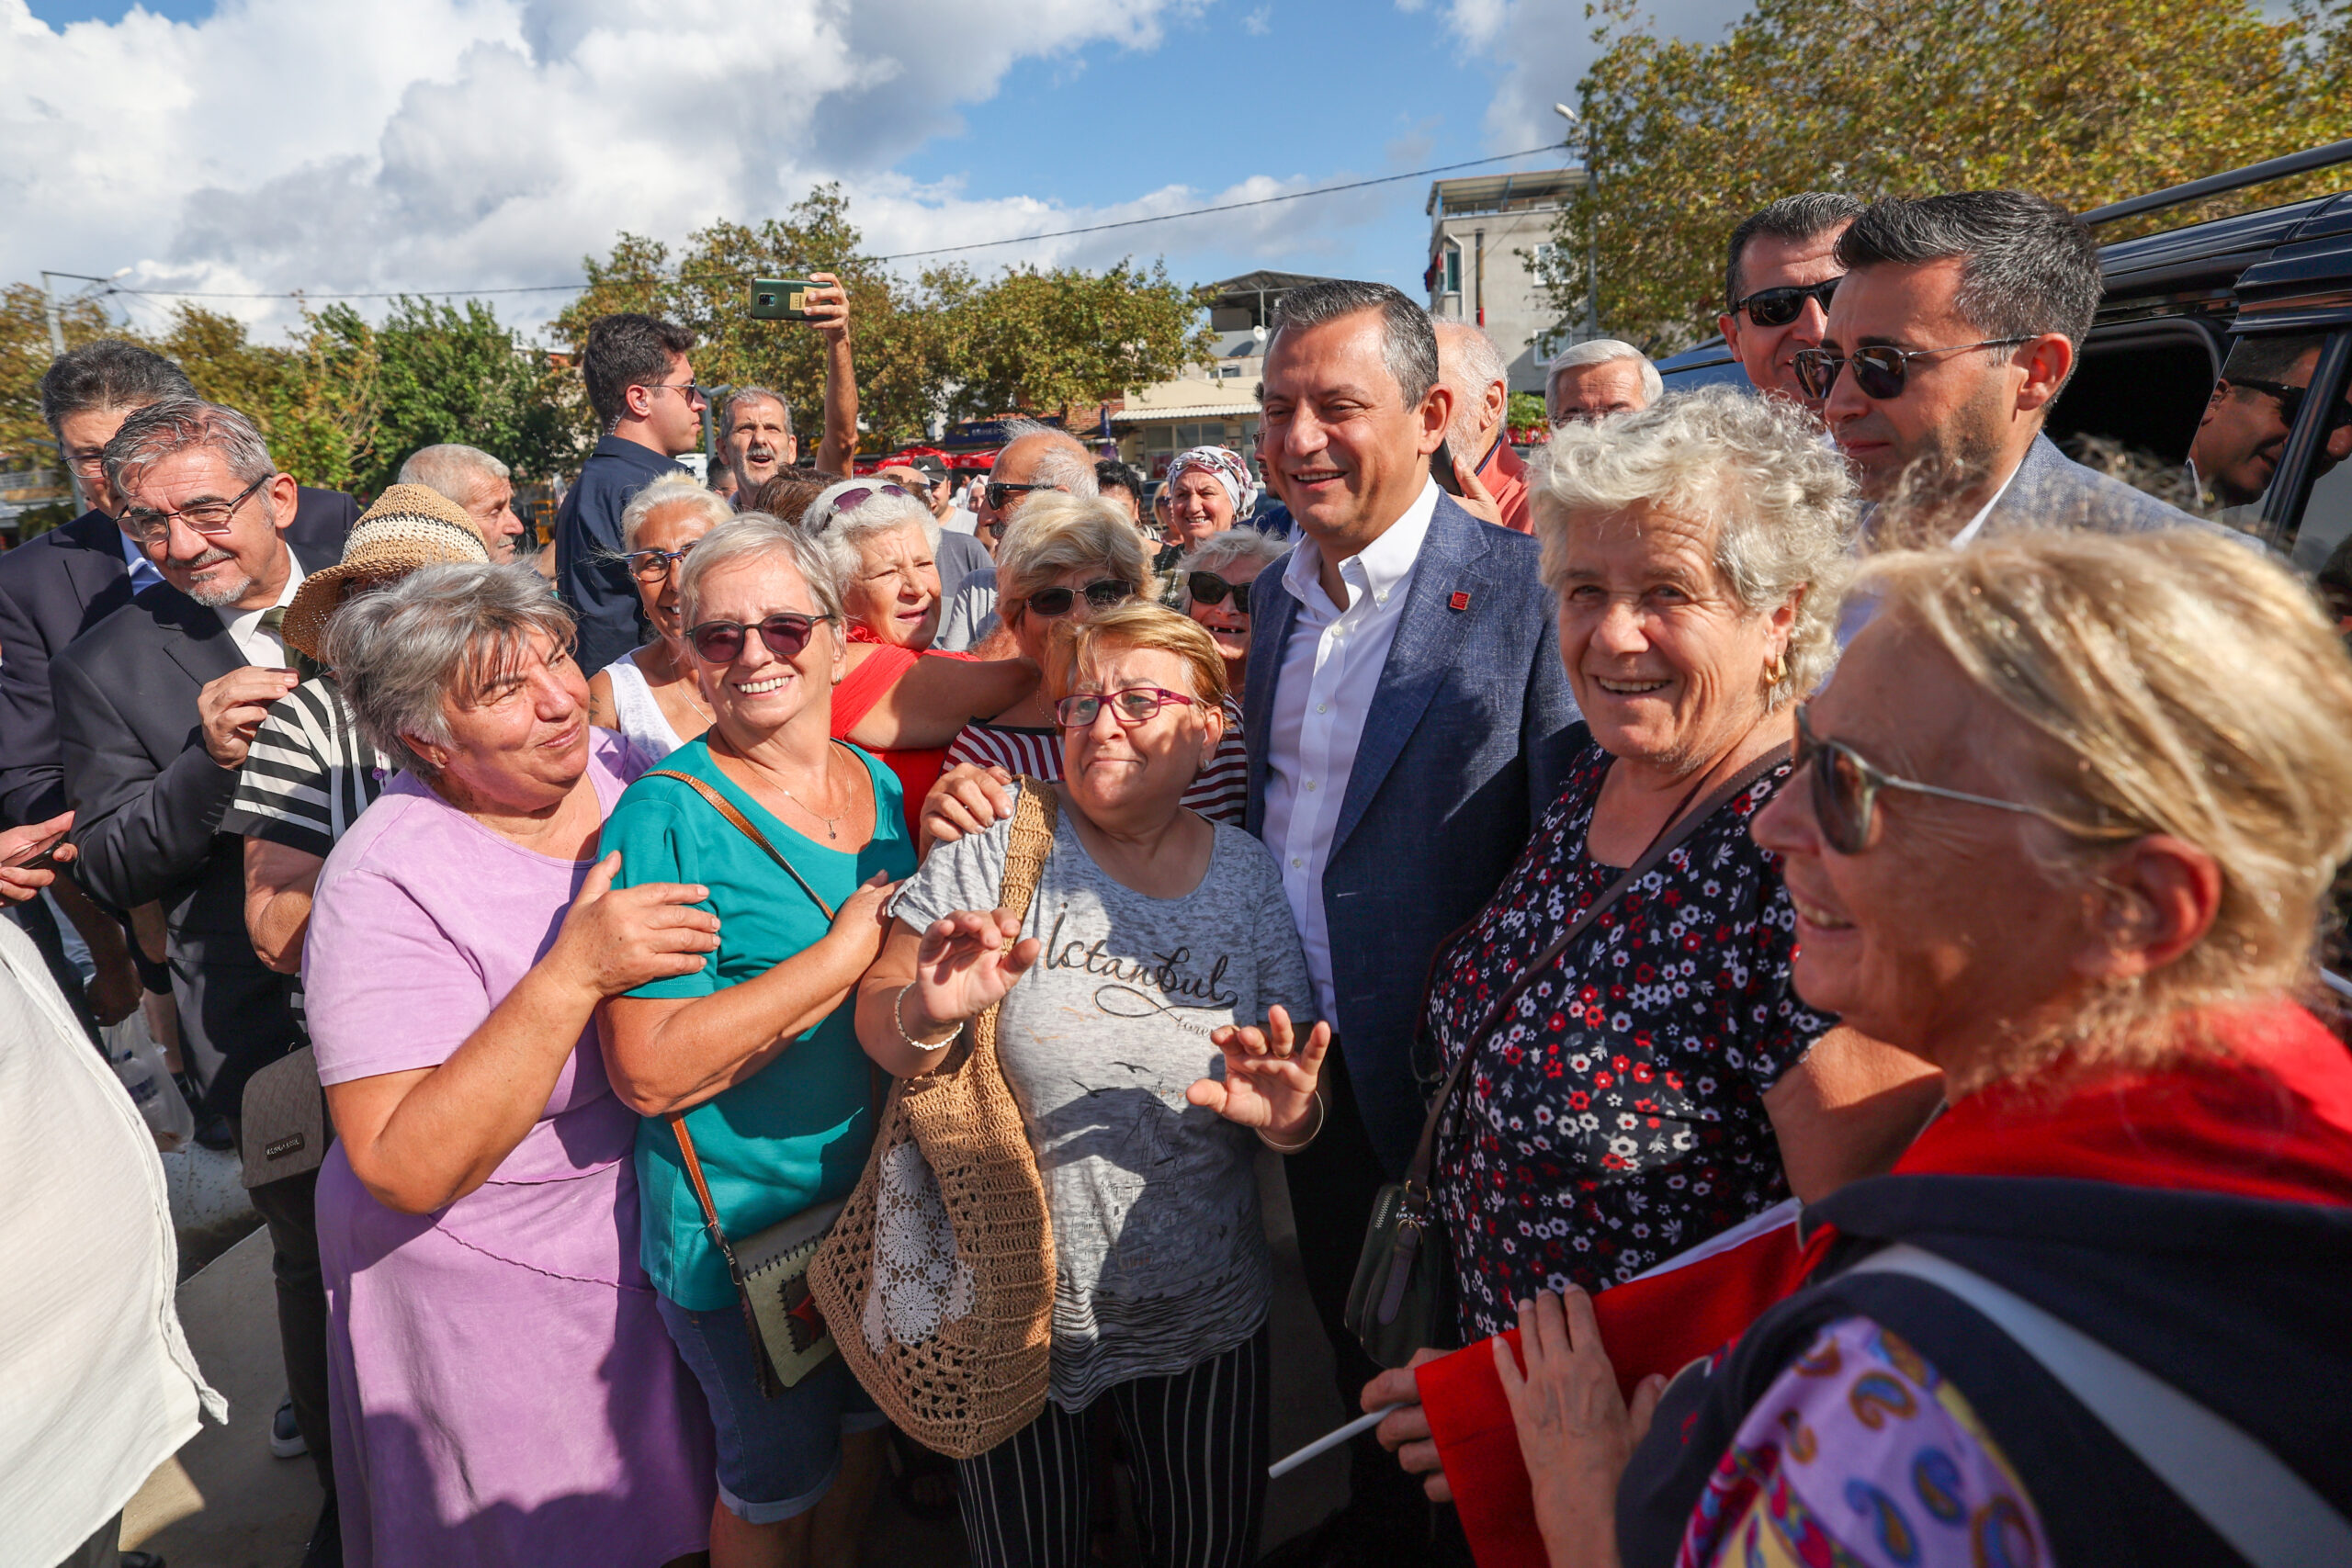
[2231,378,2352,439]
[1186,572,1251,614]
[1792,337,2033,401]
[1792,704,2045,854]
[627,543,696,581]
[986,481,1063,511]
[685,611,831,665]
[1021,580,1133,619]
[1055,687,1199,728]
[810,483,910,529]
[1732,276,1840,328]
[121,473,273,545]
[65,450,109,476]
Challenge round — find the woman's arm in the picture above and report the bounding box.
[244,836,325,974]
[586,667,617,731]
[600,872,899,1115]
[327,853,718,1214]
[1762,1026,1945,1203]
[854,909,1040,1077]
[844,654,1037,750]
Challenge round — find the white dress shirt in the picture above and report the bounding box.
[1262,478,1442,1021]
[217,554,307,668]
[1948,450,2025,549]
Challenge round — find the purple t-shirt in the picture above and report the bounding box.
[303,730,648,1183]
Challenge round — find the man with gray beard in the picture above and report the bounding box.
[52,397,345,1565]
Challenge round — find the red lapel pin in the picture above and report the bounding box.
[1448,590,1471,612]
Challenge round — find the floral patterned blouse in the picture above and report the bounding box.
[1429,741,1834,1342]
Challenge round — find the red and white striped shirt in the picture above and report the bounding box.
[944,700,1250,825]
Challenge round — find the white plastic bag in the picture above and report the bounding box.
[105,1010,193,1152]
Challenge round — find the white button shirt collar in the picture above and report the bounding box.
[1263,478,1442,1022]
[217,553,306,668]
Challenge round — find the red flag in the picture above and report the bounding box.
[1414,1201,1827,1568]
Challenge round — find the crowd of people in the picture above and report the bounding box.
[4,183,2349,1568]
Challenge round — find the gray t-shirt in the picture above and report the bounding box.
[894,801,1316,1409]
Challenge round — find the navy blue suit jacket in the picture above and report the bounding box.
[556,434,686,678]
[1244,492,1584,1176]
[0,489,355,828]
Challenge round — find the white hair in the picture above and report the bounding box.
[675,513,845,631]
[994,419,1101,498]
[618,471,735,554]
[1176,526,1287,608]
[1545,339,1664,404]
[1433,319,1510,398]
[801,477,942,601]
[398,444,510,505]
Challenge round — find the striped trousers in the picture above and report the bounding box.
[955,1325,1270,1568]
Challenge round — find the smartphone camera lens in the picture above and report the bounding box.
[756,293,775,309]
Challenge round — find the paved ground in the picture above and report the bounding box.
[126,1148,1354,1565]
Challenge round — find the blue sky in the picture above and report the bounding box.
[5,0,1736,337]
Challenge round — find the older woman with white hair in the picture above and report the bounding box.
[598,515,914,1568]
[1175,525,1287,692]
[1464,525,2352,1568]
[588,471,736,757]
[934,493,1253,829]
[302,563,721,1566]
[799,476,1036,837]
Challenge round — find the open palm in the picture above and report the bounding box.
[910,908,1041,1030]
[1188,1005,1329,1138]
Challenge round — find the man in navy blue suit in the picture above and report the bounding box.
[1244,280,1583,1563]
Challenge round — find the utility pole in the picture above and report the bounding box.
[40,270,124,356]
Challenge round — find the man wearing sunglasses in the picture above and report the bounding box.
[935,422,1100,651]
[553,312,705,677]
[2188,333,2352,511]
[1803,191,2197,543]
[1716,191,1861,406]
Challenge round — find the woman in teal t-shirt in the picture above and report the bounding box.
[598,516,911,1568]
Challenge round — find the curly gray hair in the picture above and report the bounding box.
[800,477,942,605]
[1530,383,1858,707]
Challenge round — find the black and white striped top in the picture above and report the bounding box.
[220,677,392,859]
[943,700,1250,826]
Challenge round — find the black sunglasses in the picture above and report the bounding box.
[1186,572,1251,614]
[686,611,831,665]
[1021,580,1133,618]
[1733,276,1840,328]
[986,481,1063,510]
[1793,337,2032,401]
[2231,378,2352,438]
[1792,704,2044,855]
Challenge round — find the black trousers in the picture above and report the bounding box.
[241,1144,334,1499]
[7,896,99,1045]
[956,1326,1269,1568]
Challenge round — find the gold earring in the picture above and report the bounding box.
[1767,651,1788,685]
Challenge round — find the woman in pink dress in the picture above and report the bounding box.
[302,563,719,1566]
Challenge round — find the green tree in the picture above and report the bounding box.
[0,283,119,467]
[368,297,578,492]
[1545,0,2352,353]
[157,303,379,491]
[933,260,1211,426]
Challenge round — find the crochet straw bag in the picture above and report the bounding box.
[809,778,1059,1458]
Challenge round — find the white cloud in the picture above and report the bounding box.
[1244,4,1272,35]
[0,0,1240,337]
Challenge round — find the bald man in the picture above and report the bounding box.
[936,421,1101,651]
[1432,318,1532,533]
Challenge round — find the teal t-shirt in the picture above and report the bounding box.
[600,737,915,1310]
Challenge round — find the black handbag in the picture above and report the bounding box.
[1343,742,1794,1368]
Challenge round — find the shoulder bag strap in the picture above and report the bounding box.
[667,1111,747,1283]
[1401,739,1794,1190]
[1846,1245,2352,1568]
[646,767,837,921]
[996,776,1060,923]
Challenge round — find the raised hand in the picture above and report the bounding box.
[1187,1004,1329,1142]
[548,852,721,998]
[802,272,851,345]
[906,908,1040,1037]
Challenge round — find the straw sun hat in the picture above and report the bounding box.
[281,483,491,660]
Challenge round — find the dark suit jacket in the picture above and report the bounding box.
[0,488,356,828]
[1244,493,1585,1175]
[53,531,345,1114]
[556,435,686,678]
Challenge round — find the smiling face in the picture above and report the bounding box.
[125,445,296,611]
[687,552,844,742]
[1718,222,1849,404]
[1184,578,1250,678]
[1166,468,1236,544]
[1751,611,2090,1069]
[632,499,720,643]
[1060,643,1221,821]
[1554,504,1792,778]
[426,630,593,813]
[842,519,943,650]
[1259,308,1448,554]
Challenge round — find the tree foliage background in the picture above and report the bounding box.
[1544,0,2352,352]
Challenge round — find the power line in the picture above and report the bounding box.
[90,142,1571,301]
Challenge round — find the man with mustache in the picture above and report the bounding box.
[52,398,348,1568]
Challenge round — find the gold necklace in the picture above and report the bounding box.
[718,734,842,840]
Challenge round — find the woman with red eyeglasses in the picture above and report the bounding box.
[861,601,1323,1568]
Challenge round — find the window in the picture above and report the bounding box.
[1442,245,1462,295]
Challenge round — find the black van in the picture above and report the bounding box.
[1655,141,2352,568]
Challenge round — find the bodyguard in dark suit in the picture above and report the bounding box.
[56,399,343,1555]
[1243,282,1581,1565]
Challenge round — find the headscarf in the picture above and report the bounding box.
[1163,446,1257,519]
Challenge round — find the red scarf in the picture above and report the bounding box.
[1417,1001,2352,1567]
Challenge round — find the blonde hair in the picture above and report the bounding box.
[1532,384,1857,706]
[1860,527,2352,1080]
[1046,601,1231,712]
[994,493,1158,622]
